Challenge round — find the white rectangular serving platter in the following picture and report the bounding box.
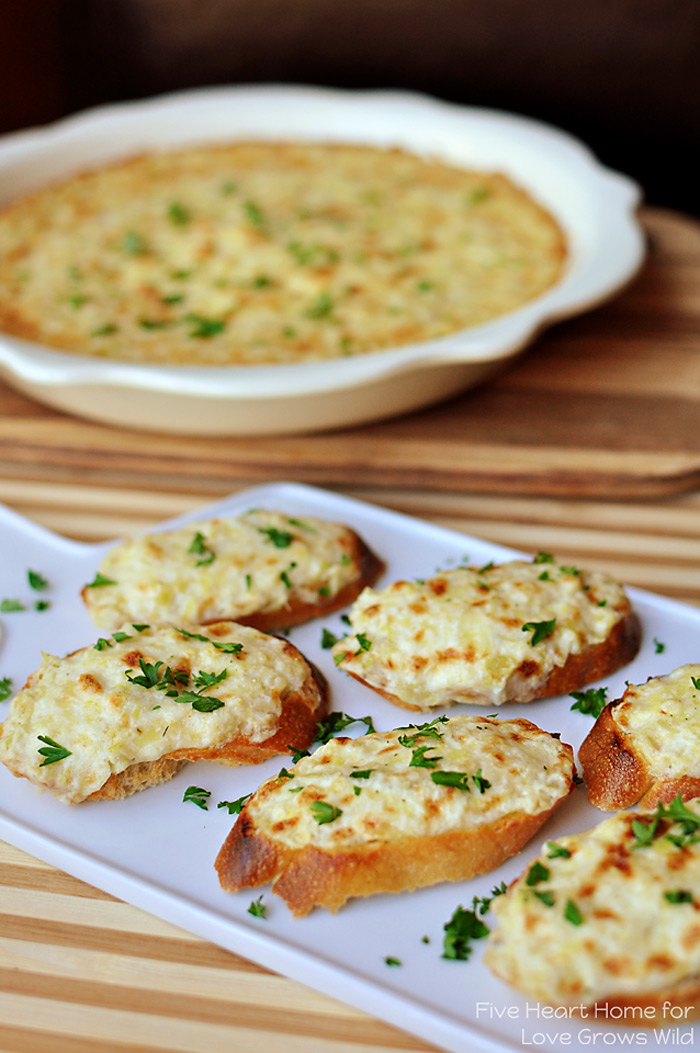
[0,481,697,1053]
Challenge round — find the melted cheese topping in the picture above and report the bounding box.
[612,664,700,777]
[0,622,313,804]
[0,141,566,366]
[247,715,573,850]
[83,509,360,630]
[331,560,629,708]
[485,802,700,1005]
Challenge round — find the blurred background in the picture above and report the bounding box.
[4,0,699,217]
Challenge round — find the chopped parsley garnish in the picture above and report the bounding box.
[85,572,117,588]
[0,599,24,612]
[124,657,226,711]
[633,796,700,849]
[653,637,666,654]
[560,565,581,576]
[162,293,184,305]
[277,767,294,781]
[188,531,216,566]
[304,291,334,319]
[409,745,442,769]
[417,279,434,292]
[186,314,226,339]
[176,691,225,712]
[397,716,448,747]
[193,669,228,690]
[257,526,294,548]
[287,518,316,532]
[631,816,660,848]
[35,600,50,611]
[94,637,113,651]
[320,628,339,650]
[471,769,491,794]
[310,800,342,825]
[546,841,571,859]
[0,677,12,702]
[139,318,172,330]
[350,769,372,779]
[569,686,608,718]
[121,230,148,256]
[91,323,118,336]
[430,771,472,792]
[664,889,694,904]
[175,628,244,654]
[218,792,253,814]
[534,890,555,907]
[384,957,401,966]
[251,274,273,288]
[533,551,555,564]
[280,564,296,588]
[167,201,191,225]
[37,735,71,766]
[132,623,150,632]
[248,895,267,918]
[564,899,584,926]
[692,676,700,690]
[355,633,372,652]
[442,904,490,960]
[526,862,550,886]
[522,618,556,645]
[28,570,49,591]
[243,199,266,229]
[314,711,376,744]
[288,746,311,764]
[183,785,211,810]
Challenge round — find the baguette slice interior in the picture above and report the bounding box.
[82,509,384,632]
[215,714,575,915]
[484,796,700,1024]
[0,621,327,804]
[579,663,700,810]
[331,555,640,710]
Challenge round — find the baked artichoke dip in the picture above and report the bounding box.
[0,141,566,365]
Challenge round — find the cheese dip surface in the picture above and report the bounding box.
[0,141,566,365]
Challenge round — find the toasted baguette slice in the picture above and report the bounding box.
[331,556,640,710]
[0,622,327,804]
[82,509,384,632]
[484,798,700,1024]
[215,714,575,916]
[579,664,700,810]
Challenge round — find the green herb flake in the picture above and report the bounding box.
[0,677,13,702]
[570,686,608,719]
[0,599,25,612]
[430,770,472,792]
[692,676,700,690]
[91,323,119,337]
[218,792,253,814]
[304,291,334,319]
[533,551,555,564]
[167,201,191,225]
[121,230,148,256]
[161,293,185,305]
[321,628,339,649]
[94,637,113,651]
[410,745,442,769]
[522,618,556,645]
[534,890,555,907]
[355,632,372,652]
[37,735,72,766]
[34,600,50,611]
[442,904,490,960]
[176,628,244,655]
[85,572,117,588]
[350,769,372,779]
[564,899,584,926]
[653,637,666,654]
[314,711,376,744]
[248,895,267,918]
[384,957,401,966]
[472,769,491,794]
[310,800,342,825]
[132,623,150,632]
[183,785,211,809]
[664,889,694,904]
[186,314,226,339]
[526,861,550,886]
[257,526,294,548]
[28,570,49,591]
[546,841,572,859]
[188,531,216,566]
[243,200,266,229]
[397,716,448,747]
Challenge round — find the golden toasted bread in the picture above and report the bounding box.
[331,555,640,710]
[0,621,327,804]
[485,798,700,1024]
[82,509,384,632]
[215,714,575,915]
[579,664,700,810]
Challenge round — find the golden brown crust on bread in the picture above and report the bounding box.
[86,758,189,801]
[578,702,650,809]
[216,802,569,916]
[580,664,700,810]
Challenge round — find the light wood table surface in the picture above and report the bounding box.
[1,206,700,1052]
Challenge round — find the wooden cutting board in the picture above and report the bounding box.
[0,206,698,499]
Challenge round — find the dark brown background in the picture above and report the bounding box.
[2,0,699,215]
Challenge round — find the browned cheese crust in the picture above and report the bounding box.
[215,800,568,917]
